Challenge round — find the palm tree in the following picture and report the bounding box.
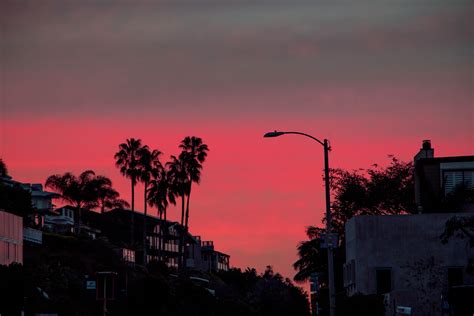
[166,153,190,268]
[293,226,327,283]
[45,170,99,234]
[114,138,147,245]
[166,154,189,227]
[147,168,176,261]
[87,175,129,213]
[0,158,8,178]
[138,147,162,264]
[179,136,209,230]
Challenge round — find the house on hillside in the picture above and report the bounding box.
[200,240,230,272]
[41,204,231,271]
[0,210,23,265]
[344,141,474,316]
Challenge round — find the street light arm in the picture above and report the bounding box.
[281,131,325,147]
[263,128,335,316]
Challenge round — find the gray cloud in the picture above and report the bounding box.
[1,0,472,119]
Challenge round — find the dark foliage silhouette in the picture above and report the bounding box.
[0,158,8,177]
[45,170,101,234]
[138,147,162,263]
[147,167,176,261]
[114,138,147,245]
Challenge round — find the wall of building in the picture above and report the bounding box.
[345,213,474,315]
[0,211,23,265]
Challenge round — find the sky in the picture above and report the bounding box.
[1,0,473,282]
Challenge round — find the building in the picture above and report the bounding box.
[344,141,474,315]
[200,240,230,272]
[344,214,474,315]
[87,208,230,271]
[44,206,75,234]
[414,140,474,213]
[0,210,23,265]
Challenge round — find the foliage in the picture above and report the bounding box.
[114,138,147,189]
[45,170,99,208]
[294,157,414,286]
[293,227,327,283]
[440,215,474,246]
[441,184,474,212]
[0,158,8,177]
[217,266,311,316]
[85,175,129,213]
[0,182,35,218]
[329,156,415,236]
[45,170,119,234]
[179,136,209,229]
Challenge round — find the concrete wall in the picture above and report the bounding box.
[345,213,474,316]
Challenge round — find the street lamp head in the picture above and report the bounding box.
[263,131,285,138]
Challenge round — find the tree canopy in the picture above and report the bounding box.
[329,156,415,236]
[294,156,415,284]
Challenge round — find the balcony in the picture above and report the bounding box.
[23,227,42,244]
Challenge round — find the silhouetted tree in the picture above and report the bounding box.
[85,175,129,213]
[45,170,99,234]
[147,168,176,261]
[218,267,310,316]
[441,214,474,245]
[114,138,147,245]
[294,157,415,308]
[293,226,327,283]
[179,136,209,229]
[0,182,35,219]
[138,147,162,263]
[329,156,415,237]
[166,153,189,268]
[0,158,8,178]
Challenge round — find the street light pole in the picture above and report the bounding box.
[264,131,336,316]
[323,139,336,316]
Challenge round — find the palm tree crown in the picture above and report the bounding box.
[114,138,147,247]
[86,175,129,213]
[114,138,147,197]
[45,170,98,234]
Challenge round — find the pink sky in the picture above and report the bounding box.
[1,0,473,281]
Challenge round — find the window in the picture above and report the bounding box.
[376,269,391,294]
[122,248,135,263]
[444,170,474,195]
[448,267,463,288]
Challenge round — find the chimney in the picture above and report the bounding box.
[414,140,434,161]
[414,140,434,213]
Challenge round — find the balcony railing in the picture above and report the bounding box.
[23,227,42,244]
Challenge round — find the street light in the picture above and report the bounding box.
[264,130,336,316]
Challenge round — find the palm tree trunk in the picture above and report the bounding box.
[76,204,81,235]
[143,180,148,265]
[163,208,167,262]
[157,207,162,261]
[180,192,185,226]
[185,182,192,229]
[131,178,135,246]
[179,194,186,269]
